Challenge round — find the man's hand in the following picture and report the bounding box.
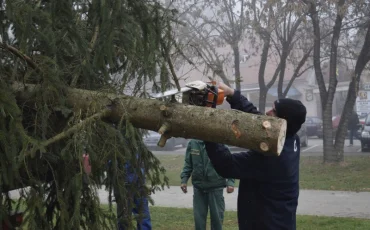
[217,82,235,97]
[226,186,234,193]
[181,184,188,193]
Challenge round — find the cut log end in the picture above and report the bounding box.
[158,122,171,135]
[160,105,171,117]
[160,105,167,111]
[260,142,269,152]
[262,121,271,129]
[276,119,287,156]
[157,134,169,147]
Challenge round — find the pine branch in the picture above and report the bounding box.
[44,109,110,148]
[70,25,100,87]
[160,37,181,91]
[0,42,39,71]
[25,108,111,157]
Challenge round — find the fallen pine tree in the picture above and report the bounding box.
[2,80,287,229]
[0,0,287,229]
[13,82,287,157]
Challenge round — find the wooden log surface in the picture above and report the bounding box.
[13,83,287,156]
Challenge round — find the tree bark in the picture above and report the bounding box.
[258,37,271,113]
[307,3,327,104]
[322,0,345,163]
[233,45,241,90]
[13,83,287,156]
[306,0,345,163]
[334,21,370,153]
[277,43,289,98]
[282,48,313,98]
[258,87,268,114]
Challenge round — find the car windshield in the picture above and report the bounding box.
[365,115,370,126]
[314,118,323,123]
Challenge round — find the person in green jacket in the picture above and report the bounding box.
[180,139,235,230]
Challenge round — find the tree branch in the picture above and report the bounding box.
[31,108,112,156]
[306,1,328,105]
[0,42,40,71]
[70,25,100,87]
[283,47,314,97]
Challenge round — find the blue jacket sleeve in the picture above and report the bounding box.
[204,141,265,180]
[226,90,262,115]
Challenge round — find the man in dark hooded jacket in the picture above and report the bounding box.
[204,82,307,230]
[347,111,360,147]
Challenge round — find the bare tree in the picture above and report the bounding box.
[334,22,370,156]
[303,0,370,163]
[174,0,249,89]
[245,0,310,112]
[273,2,311,98]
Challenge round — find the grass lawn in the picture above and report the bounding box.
[147,206,370,230]
[13,204,370,229]
[155,155,370,191]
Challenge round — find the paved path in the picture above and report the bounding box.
[98,186,370,219]
[10,186,370,219]
[151,139,370,156]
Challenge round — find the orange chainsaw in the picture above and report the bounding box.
[150,80,225,108]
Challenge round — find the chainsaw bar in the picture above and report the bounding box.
[149,81,208,99]
[149,87,191,98]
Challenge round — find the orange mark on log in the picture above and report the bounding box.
[231,120,242,139]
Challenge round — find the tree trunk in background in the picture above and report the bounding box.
[257,37,271,113]
[306,0,344,163]
[216,68,232,87]
[233,45,241,90]
[321,0,343,163]
[259,87,268,114]
[277,44,288,98]
[334,22,370,153]
[282,48,313,98]
[322,100,338,162]
[334,80,356,153]
[13,83,287,156]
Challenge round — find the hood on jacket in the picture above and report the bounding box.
[274,98,307,137]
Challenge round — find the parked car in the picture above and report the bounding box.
[360,114,370,152]
[297,123,308,147]
[332,114,363,138]
[143,131,188,151]
[332,115,344,137]
[305,116,323,138]
[359,113,368,126]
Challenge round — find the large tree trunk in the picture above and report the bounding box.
[334,22,370,152]
[13,83,287,156]
[322,0,344,163]
[306,0,344,163]
[322,102,337,162]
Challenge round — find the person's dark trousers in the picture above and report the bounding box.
[193,187,225,230]
[117,196,152,230]
[116,187,152,230]
[349,128,359,145]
